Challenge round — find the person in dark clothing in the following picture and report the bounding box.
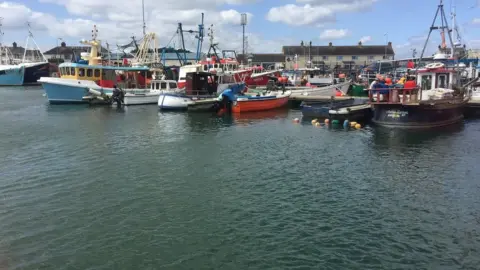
[111,85,124,106]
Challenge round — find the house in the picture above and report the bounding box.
[0,42,44,63]
[237,53,285,69]
[282,41,395,72]
[43,41,109,63]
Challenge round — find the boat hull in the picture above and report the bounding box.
[124,92,160,105]
[232,93,290,113]
[329,104,372,122]
[290,81,351,97]
[0,65,25,86]
[23,62,50,84]
[371,98,467,128]
[158,93,195,110]
[39,77,110,104]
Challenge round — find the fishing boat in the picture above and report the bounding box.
[104,79,179,105]
[219,88,291,113]
[0,23,49,86]
[158,71,244,110]
[367,0,474,128]
[38,26,157,104]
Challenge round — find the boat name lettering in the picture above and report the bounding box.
[386,110,408,118]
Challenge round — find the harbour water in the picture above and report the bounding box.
[1,87,480,269]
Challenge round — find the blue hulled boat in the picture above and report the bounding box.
[0,65,25,86]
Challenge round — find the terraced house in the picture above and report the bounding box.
[282,41,395,72]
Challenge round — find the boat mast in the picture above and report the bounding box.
[416,0,456,68]
[23,22,47,63]
[177,23,187,65]
[196,13,204,62]
[0,17,4,65]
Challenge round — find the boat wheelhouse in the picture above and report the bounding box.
[38,25,158,104]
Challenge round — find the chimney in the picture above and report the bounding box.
[12,42,17,48]
[388,41,392,47]
[358,41,362,47]
[328,42,332,47]
[61,41,66,47]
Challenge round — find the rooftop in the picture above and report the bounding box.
[44,41,109,55]
[282,42,395,56]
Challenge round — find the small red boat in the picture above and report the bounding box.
[219,90,291,113]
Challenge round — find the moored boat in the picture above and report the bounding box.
[158,71,244,110]
[0,65,25,86]
[38,26,155,104]
[123,80,179,105]
[219,88,291,113]
[367,1,475,129]
[301,98,369,120]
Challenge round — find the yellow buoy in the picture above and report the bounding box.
[355,123,362,129]
[311,119,318,124]
[350,121,357,127]
[324,119,330,124]
[315,122,321,127]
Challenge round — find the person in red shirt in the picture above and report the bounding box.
[404,76,417,89]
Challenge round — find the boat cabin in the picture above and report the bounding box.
[57,63,151,89]
[185,71,219,96]
[368,62,463,104]
[150,80,178,91]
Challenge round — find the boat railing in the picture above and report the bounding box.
[367,87,420,105]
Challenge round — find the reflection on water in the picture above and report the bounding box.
[371,122,466,147]
[1,87,480,269]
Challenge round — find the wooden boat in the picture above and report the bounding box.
[366,1,476,129]
[219,89,291,113]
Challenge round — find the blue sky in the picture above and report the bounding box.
[1,0,479,57]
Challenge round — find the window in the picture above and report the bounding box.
[214,64,219,68]
[436,74,449,88]
[155,82,160,90]
[94,69,100,77]
[352,56,358,60]
[322,56,328,60]
[169,82,177,89]
[66,67,71,76]
[160,82,167,89]
[79,68,85,77]
[203,65,208,71]
[70,68,75,76]
[421,75,432,90]
[86,69,93,77]
[336,56,343,60]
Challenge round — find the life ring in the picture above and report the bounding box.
[425,62,444,69]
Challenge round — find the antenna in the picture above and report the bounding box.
[142,0,146,36]
[92,25,98,40]
[240,13,247,56]
[207,24,214,46]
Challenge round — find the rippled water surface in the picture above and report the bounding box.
[1,87,480,269]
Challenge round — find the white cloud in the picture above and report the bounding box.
[266,0,378,26]
[359,36,371,43]
[319,29,349,40]
[472,18,480,24]
[266,4,335,26]
[0,0,281,53]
